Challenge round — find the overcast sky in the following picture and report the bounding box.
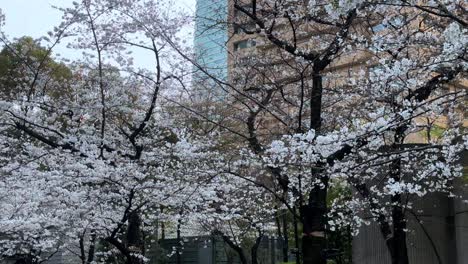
[1,0,71,39]
[1,0,196,69]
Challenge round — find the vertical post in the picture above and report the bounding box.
[154,217,159,264]
[160,206,165,240]
[212,236,216,264]
[294,207,300,264]
[177,217,181,264]
[270,237,275,264]
[282,212,289,263]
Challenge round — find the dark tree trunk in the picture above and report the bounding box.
[160,206,165,240]
[14,255,36,264]
[176,218,181,264]
[126,255,145,264]
[386,204,409,264]
[282,210,289,262]
[293,207,300,264]
[301,185,327,264]
[127,211,145,264]
[301,72,327,264]
[309,73,323,131]
[127,211,143,248]
[251,233,263,264]
[106,237,145,264]
[79,236,86,264]
[275,210,282,239]
[386,158,409,264]
[106,211,145,264]
[87,231,96,264]
[216,231,248,264]
[275,209,290,263]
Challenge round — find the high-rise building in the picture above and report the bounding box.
[193,0,228,99]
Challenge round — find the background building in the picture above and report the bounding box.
[193,0,228,100]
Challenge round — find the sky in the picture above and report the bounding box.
[1,0,72,39]
[0,0,197,69]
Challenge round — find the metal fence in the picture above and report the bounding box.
[156,236,285,264]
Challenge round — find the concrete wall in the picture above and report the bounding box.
[454,151,468,264]
[353,194,456,264]
[353,151,468,264]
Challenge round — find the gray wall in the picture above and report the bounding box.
[353,151,468,264]
[353,194,456,264]
[454,151,468,264]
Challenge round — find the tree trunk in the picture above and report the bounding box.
[160,206,165,240]
[106,237,144,264]
[176,218,181,264]
[217,231,248,264]
[301,72,327,264]
[282,210,289,262]
[386,157,409,264]
[251,234,263,264]
[127,211,145,264]
[107,211,145,264]
[310,73,323,131]
[386,204,409,264]
[301,185,327,264]
[127,211,143,248]
[126,255,145,264]
[293,207,300,264]
[87,231,96,264]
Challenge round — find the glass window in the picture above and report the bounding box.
[234,22,256,34]
[234,39,256,51]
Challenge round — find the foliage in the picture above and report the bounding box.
[187,0,468,263]
[0,36,72,99]
[0,1,466,264]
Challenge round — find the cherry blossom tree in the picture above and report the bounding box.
[177,0,467,263]
[194,165,279,264]
[0,1,466,264]
[0,1,214,263]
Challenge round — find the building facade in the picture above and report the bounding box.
[193,0,229,99]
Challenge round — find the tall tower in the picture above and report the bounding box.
[193,0,228,99]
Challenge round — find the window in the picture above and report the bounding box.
[372,23,385,32]
[233,39,256,51]
[234,22,256,34]
[372,16,405,33]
